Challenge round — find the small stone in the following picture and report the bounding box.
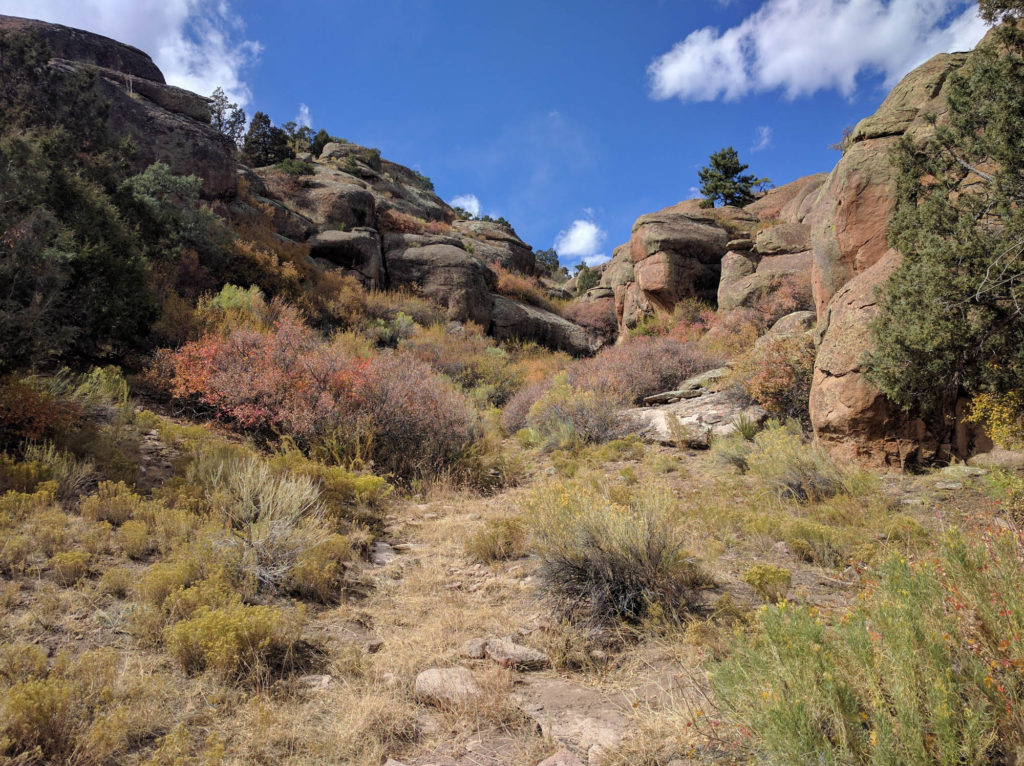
[370,541,398,566]
[362,638,384,654]
[538,749,585,766]
[589,649,609,662]
[381,672,400,689]
[460,638,487,659]
[484,636,550,670]
[935,482,963,491]
[384,760,409,766]
[414,667,482,708]
[299,674,333,690]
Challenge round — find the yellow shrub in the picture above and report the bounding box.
[743,564,792,603]
[99,568,134,598]
[136,559,202,609]
[81,481,142,525]
[80,521,113,555]
[0,642,48,684]
[163,603,304,681]
[287,534,354,602]
[115,520,151,559]
[968,391,1024,449]
[48,551,91,585]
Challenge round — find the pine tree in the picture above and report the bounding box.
[209,87,246,147]
[866,12,1024,423]
[697,147,769,208]
[241,112,293,167]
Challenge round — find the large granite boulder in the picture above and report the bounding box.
[809,51,967,315]
[755,223,811,256]
[489,295,599,356]
[259,164,377,230]
[0,15,164,82]
[809,252,932,467]
[309,228,383,286]
[629,202,730,308]
[453,220,535,274]
[744,173,828,223]
[807,48,976,465]
[384,244,495,326]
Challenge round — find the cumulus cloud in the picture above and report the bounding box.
[295,103,312,129]
[648,0,988,102]
[2,0,262,106]
[450,194,482,217]
[752,125,772,152]
[555,220,607,261]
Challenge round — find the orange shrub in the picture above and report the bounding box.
[563,298,618,343]
[697,307,763,358]
[731,333,816,422]
[167,303,476,478]
[568,336,722,403]
[491,264,557,313]
[0,379,78,451]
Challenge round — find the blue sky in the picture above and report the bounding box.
[2,0,989,267]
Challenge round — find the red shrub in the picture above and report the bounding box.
[491,263,556,312]
[0,378,78,451]
[568,336,722,403]
[167,304,475,478]
[732,334,816,423]
[564,298,618,343]
[501,380,552,434]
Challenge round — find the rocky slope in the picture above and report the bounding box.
[0,14,600,357]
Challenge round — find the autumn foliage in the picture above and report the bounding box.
[167,304,476,478]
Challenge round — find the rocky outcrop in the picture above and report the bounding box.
[309,228,383,286]
[490,295,600,356]
[809,252,932,467]
[807,50,972,464]
[808,52,967,315]
[718,221,814,316]
[453,220,535,274]
[1,15,237,198]
[599,202,749,333]
[745,173,828,223]
[385,244,495,326]
[0,14,164,82]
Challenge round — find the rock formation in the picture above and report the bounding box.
[0,14,238,199]
[807,50,971,465]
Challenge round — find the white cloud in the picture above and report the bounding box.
[1,0,262,107]
[450,194,481,217]
[554,219,607,260]
[295,103,312,129]
[648,0,988,102]
[584,254,611,267]
[752,125,772,152]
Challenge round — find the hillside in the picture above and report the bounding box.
[2,11,1024,766]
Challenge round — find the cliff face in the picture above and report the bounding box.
[807,51,975,467]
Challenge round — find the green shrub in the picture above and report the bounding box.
[713,531,1024,763]
[523,476,711,626]
[274,158,315,176]
[742,564,792,603]
[465,518,528,563]
[163,603,304,682]
[526,376,623,450]
[21,442,94,500]
[208,457,327,592]
[287,534,354,603]
[746,421,848,502]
